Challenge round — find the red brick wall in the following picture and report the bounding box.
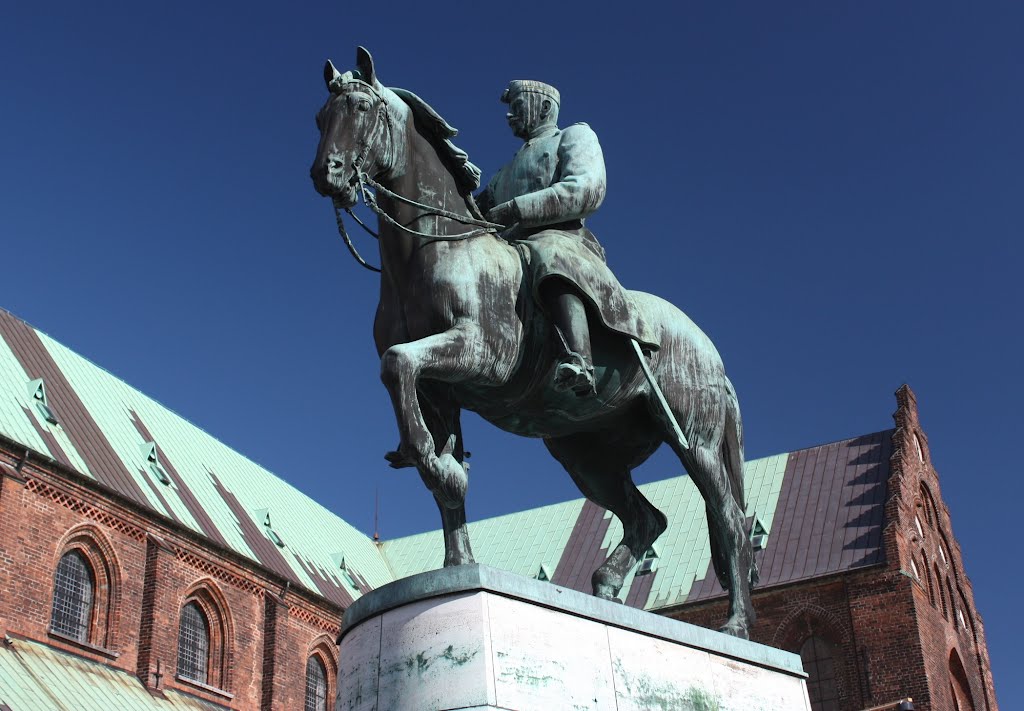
[890,386,998,711]
[0,447,342,711]
[663,386,999,711]
[664,569,926,710]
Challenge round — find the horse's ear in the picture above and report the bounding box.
[355,46,377,85]
[324,59,342,92]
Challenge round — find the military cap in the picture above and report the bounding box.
[501,80,560,106]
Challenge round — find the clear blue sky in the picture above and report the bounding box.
[2,1,1020,704]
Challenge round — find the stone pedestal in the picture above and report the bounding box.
[336,565,809,711]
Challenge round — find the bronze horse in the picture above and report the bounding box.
[310,48,756,637]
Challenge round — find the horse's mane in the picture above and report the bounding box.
[390,87,482,196]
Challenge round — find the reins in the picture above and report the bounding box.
[324,76,505,273]
[332,171,505,273]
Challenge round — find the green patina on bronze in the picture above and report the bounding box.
[311,47,757,638]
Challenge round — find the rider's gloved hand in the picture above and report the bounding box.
[486,200,520,227]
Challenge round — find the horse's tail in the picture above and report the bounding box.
[723,377,758,587]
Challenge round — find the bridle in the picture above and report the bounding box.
[323,80,504,273]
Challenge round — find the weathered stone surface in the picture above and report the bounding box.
[376,592,496,710]
[335,614,380,711]
[487,593,616,709]
[336,565,808,711]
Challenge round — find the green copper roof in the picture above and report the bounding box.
[0,636,227,710]
[615,453,787,609]
[383,453,789,611]
[0,309,392,606]
[383,497,586,581]
[0,307,888,617]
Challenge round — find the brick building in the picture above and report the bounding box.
[0,307,998,710]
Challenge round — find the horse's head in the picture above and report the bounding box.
[310,47,394,208]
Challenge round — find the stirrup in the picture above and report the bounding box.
[554,352,596,397]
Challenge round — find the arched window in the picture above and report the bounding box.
[800,636,839,711]
[922,552,936,607]
[178,602,210,684]
[946,577,958,623]
[176,582,232,692]
[305,655,329,711]
[920,483,937,528]
[957,589,974,635]
[50,550,94,642]
[935,564,948,619]
[949,650,976,710]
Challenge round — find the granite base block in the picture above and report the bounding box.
[336,564,810,711]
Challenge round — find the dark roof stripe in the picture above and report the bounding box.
[0,311,150,506]
[551,500,612,591]
[129,410,229,549]
[625,568,656,609]
[139,468,182,525]
[294,555,354,608]
[20,405,73,470]
[208,469,297,583]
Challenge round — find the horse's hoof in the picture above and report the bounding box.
[592,568,625,601]
[718,620,751,640]
[385,450,415,469]
[443,555,476,567]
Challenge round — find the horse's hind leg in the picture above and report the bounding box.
[677,441,755,638]
[545,431,666,601]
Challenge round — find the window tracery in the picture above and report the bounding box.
[178,602,210,684]
[49,526,120,649]
[50,551,94,642]
[305,655,328,711]
[176,581,233,692]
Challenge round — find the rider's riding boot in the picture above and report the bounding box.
[546,283,596,397]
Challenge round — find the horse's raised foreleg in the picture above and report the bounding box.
[545,431,666,601]
[380,325,503,565]
[418,386,474,567]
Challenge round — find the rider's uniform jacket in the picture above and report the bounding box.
[476,123,657,350]
[476,123,606,230]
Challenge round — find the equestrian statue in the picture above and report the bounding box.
[310,47,757,638]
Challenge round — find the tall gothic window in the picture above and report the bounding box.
[50,550,94,642]
[949,650,976,710]
[800,636,840,711]
[935,564,948,619]
[178,602,211,684]
[305,655,328,711]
